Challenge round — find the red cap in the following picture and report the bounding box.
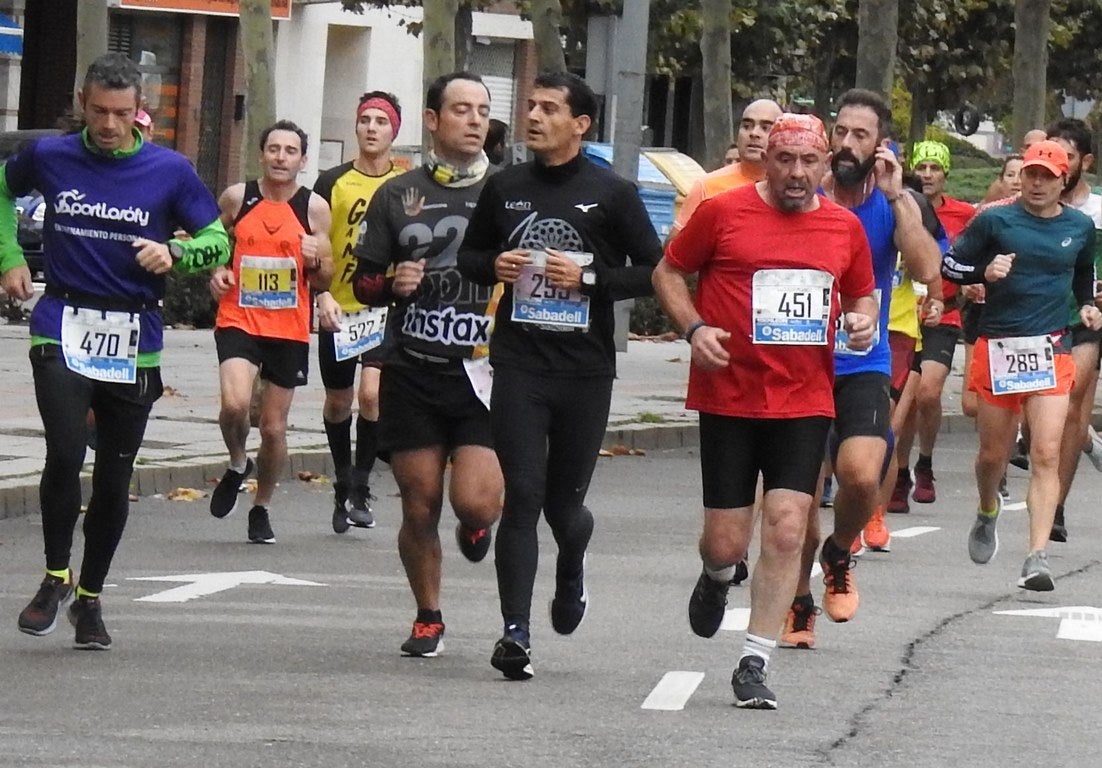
[1021,140,1069,176]
[135,109,152,128]
[767,113,829,153]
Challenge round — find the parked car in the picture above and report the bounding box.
[0,129,62,282]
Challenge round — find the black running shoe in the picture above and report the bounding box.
[1050,506,1067,543]
[732,656,776,709]
[491,623,533,680]
[247,505,276,544]
[688,568,728,638]
[331,479,351,534]
[455,523,492,563]
[17,570,74,636]
[549,556,588,635]
[400,619,445,657]
[68,597,112,650]
[210,458,254,519]
[346,485,376,529]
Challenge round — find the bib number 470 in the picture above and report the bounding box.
[80,330,121,358]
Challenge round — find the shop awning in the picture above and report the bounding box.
[0,14,23,56]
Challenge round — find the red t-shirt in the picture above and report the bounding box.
[933,195,977,328]
[666,184,875,419]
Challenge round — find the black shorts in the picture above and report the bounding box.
[833,371,891,441]
[378,357,492,455]
[317,329,390,390]
[214,327,309,389]
[961,302,983,345]
[1071,323,1102,348]
[698,413,831,509]
[919,323,960,370]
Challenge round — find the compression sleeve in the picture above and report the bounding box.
[0,166,24,273]
[170,218,230,274]
[941,210,992,284]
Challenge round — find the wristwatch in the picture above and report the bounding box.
[580,267,597,288]
[168,240,185,263]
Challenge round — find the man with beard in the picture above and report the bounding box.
[943,139,1100,590]
[1044,118,1102,543]
[653,113,877,708]
[669,99,783,239]
[782,90,941,639]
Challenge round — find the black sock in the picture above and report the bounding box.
[324,417,353,482]
[416,608,443,624]
[354,416,378,478]
[915,454,932,471]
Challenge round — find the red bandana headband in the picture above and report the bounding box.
[357,97,401,138]
[767,113,828,153]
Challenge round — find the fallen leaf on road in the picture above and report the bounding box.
[600,445,646,457]
[242,478,258,493]
[128,494,139,502]
[162,385,179,397]
[297,471,329,483]
[167,487,206,501]
[666,357,683,363]
[598,448,614,457]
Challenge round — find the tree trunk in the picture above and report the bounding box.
[423,0,458,152]
[1012,0,1051,148]
[454,4,473,72]
[855,0,898,100]
[239,0,277,180]
[73,0,109,106]
[529,0,567,73]
[699,0,732,171]
[908,76,929,145]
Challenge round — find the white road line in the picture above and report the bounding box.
[892,526,940,538]
[1002,501,1028,511]
[641,671,705,711]
[720,608,750,631]
[1058,619,1102,642]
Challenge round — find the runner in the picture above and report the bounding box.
[3,53,229,649]
[208,120,334,544]
[788,90,941,635]
[653,113,877,709]
[892,141,975,509]
[351,72,502,658]
[458,71,662,681]
[1044,119,1102,542]
[942,139,1100,591]
[669,99,782,239]
[313,91,405,533]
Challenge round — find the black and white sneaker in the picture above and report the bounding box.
[346,485,376,529]
[18,570,74,636]
[731,656,776,709]
[247,505,276,544]
[68,597,112,650]
[549,555,588,635]
[210,458,254,519]
[491,623,533,680]
[688,568,729,638]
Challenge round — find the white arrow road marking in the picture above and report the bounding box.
[128,570,327,603]
[892,526,941,538]
[642,671,705,711]
[995,606,1102,642]
[1002,501,1027,512]
[720,608,750,631]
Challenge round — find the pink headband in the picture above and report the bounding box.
[767,113,828,153]
[357,97,400,138]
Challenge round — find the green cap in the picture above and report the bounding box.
[911,140,951,172]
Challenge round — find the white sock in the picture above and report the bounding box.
[704,562,736,583]
[229,460,248,473]
[741,633,777,670]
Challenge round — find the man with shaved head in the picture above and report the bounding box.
[670,98,783,238]
[654,113,878,709]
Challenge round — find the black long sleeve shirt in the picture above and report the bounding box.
[457,153,661,377]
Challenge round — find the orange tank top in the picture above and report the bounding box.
[216,180,313,343]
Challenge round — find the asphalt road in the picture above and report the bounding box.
[1,431,1100,768]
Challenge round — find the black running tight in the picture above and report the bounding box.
[31,346,160,593]
[490,367,613,626]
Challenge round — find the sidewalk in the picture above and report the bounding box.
[0,321,991,520]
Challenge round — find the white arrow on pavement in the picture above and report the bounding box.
[994,606,1102,642]
[128,570,327,603]
[892,526,940,538]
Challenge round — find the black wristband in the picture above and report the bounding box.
[683,320,707,342]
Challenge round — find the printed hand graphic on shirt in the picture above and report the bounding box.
[402,187,425,217]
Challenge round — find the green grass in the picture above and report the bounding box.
[636,412,668,424]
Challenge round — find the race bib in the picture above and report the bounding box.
[751,268,832,345]
[333,307,388,362]
[989,335,1056,395]
[60,307,140,384]
[835,289,882,356]
[239,255,297,310]
[512,250,593,330]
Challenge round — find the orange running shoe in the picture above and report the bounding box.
[779,595,820,649]
[820,537,859,622]
[862,506,891,552]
